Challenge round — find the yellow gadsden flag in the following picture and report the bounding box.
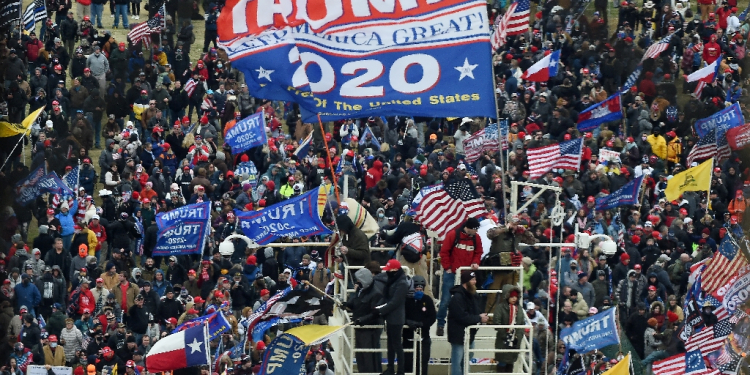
[601,353,631,375]
[0,107,46,138]
[665,158,713,201]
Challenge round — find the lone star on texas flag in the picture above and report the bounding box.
[455,58,478,81]
[187,338,203,354]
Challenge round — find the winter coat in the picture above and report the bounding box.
[440,228,482,272]
[376,269,408,326]
[43,345,66,366]
[14,282,41,311]
[59,326,83,362]
[447,284,481,344]
[493,284,525,365]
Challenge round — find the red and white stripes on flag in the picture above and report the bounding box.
[184,79,197,97]
[685,324,729,354]
[490,0,530,50]
[527,138,583,179]
[653,354,720,375]
[695,80,706,98]
[641,35,673,62]
[415,180,487,239]
[687,128,717,165]
[127,5,164,45]
[701,238,746,294]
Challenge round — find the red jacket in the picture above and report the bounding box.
[717,6,732,30]
[440,229,482,272]
[703,41,721,64]
[25,39,43,62]
[365,160,383,190]
[89,223,107,251]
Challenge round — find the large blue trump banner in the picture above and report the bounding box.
[217,0,496,121]
[258,334,309,375]
[560,308,619,352]
[694,102,744,138]
[225,112,267,154]
[235,186,332,244]
[154,202,211,256]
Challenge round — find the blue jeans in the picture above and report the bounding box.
[62,234,73,252]
[114,4,128,27]
[451,343,465,375]
[91,4,104,27]
[437,271,455,327]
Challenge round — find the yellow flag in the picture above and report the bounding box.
[0,107,47,138]
[665,158,713,201]
[601,354,630,375]
[285,324,346,345]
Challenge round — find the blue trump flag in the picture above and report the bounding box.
[37,172,75,197]
[235,186,332,245]
[258,333,309,375]
[154,202,211,256]
[172,310,231,340]
[217,0,496,122]
[694,102,744,138]
[560,308,619,352]
[595,175,644,210]
[15,164,46,205]
[234,161,259,189]
[224,112,267,154]
[577,93,623,132]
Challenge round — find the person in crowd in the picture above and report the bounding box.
[447,271,488,375]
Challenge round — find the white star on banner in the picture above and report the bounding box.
[256,66,274,81]
[455,58,478,81]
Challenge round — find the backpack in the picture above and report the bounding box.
[67,288,81,316]
[399,232,424,263]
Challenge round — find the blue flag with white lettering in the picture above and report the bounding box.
[15,164,47,205]
[234,186,332,245]
[595,175,644,210]
[154,202,211,256]
[694,102,744,138]
[235,161,259,189]
[224,112,267,154]
[560,308,619,352]
[37,172,75,197]
[217,0,496,122]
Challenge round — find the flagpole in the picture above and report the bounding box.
[707,158,715,213]
[0,129,30,171]
[489,53,509,222]
[316,113,341,204]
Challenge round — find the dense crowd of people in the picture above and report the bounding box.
[0,0,748,374]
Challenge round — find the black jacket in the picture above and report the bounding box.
[447,285,481,344]
[376,270,408,326]
[347,283,383,326]
[405,294,436,328]
[128,305,149,334]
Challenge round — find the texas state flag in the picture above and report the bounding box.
[687,55,722,83]
[521,50,560,82]
[146,325,210,372]
[577,92,623,132]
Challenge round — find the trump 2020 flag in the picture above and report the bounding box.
[15,164,46,206]
[595,175,644,210]
[224,112,267,154]
[154,202,211,256]
[217,0,496,122]
[577,92,623,132]
[146,325,210,372]
[694,102,744,138]
[235,186,332,244]
[560,308,619,353]
[521,50,560,82]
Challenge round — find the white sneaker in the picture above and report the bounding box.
[135,15,139,19]
[110,14,114,18]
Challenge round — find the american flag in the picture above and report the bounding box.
[641,35,673,62]
[654,353,720,375]
[685,319,733,353]
[705,296,730,320]
[718,350,742,375]
[184,78,197,97]
[415,178,488,239]
[687,128,717,165]
[621,65,642,93]
[490,0,530,50]
[463,123,499,162]
[717,131,732,162]
[701,236,747,294]
[127,4,164,46]
[22,0,45,31]
[729,310,747,324]
[527,138,583,179]
[245,287,291,332]
[63,165,79,190]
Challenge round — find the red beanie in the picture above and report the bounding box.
[246,255,257,266]
[241,154,249,162]
[620,253,630,262]
[631,235,641,244]
[667,311,679,323]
